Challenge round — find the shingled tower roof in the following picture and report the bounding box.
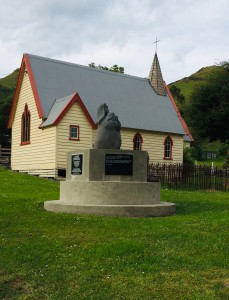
[148,53,166,96]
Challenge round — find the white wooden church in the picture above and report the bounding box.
[8,52,193,177]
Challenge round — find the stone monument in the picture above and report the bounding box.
[94,103,121,149]
[44,104,176,217]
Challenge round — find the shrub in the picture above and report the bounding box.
[183,147,195,166]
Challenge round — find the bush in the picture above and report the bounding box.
[222,154,229,168]
[183,147,195,166]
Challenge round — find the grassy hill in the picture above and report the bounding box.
[0,68,19,89]
[168,65,218,100]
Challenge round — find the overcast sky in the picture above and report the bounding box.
[0,0,228,83]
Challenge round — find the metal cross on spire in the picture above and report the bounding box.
[153,37,160,53]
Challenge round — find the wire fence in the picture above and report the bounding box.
[148,163,229,191]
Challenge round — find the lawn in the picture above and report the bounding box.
[0,167,228,300]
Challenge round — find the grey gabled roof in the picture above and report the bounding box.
[28,53,185,135]
[40,93,75,128]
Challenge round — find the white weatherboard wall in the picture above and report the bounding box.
[121,128,184,163]
[56,102,93,169]
[11,72,57,176]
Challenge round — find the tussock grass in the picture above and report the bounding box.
[0,167,228,299]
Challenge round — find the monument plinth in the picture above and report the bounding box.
[44,104,175,217]
[44,149,176,217]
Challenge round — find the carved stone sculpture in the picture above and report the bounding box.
[94,104,121,149]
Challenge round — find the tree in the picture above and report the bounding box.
[169,84,185,116]
[186,61,229,142]
[0,69,19,147]
[169,85,185,104]
[89,62,124,74]
[0,85,14,147]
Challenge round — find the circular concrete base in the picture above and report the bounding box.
[44,200,176,217]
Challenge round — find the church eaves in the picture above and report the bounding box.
[148,53,166,96]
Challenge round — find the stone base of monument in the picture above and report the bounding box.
[44,149,176,217]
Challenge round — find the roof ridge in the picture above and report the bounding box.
[55,93,76,103]
[26,53,147,81]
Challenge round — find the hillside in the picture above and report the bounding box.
[0,68,19,89]
[0,69,19,89]
[168,65,218,100]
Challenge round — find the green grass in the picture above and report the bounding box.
[196,160,225,167]
[0,167,228,299]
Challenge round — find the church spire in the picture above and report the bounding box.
[148,39,166,96]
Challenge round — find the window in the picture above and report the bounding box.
[133,133,143,150]
[21,104,30,144]
[164,136,173,160]
[69,125,80,140]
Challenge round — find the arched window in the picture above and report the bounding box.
[164,136,173,159]
[133,133,143,150]
[21,104,30,144]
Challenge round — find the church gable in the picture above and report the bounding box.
[8,54,43,128]
[56,101,94,169]
[40,92,96,129]
[10,69,56,174]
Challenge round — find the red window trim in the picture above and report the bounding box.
[21,104,31,145]
[163,136,173,160]
[69,125,80,141]
[20,141,31,146]
[133,132,143,150]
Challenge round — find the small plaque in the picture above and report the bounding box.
[71,154,83,175]
[105,154,133,176]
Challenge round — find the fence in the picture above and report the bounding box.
[148,163,229,191]
[0,145,11,166]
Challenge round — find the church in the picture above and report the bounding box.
[8,52,193,178]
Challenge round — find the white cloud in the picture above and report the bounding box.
[0,0,228,82]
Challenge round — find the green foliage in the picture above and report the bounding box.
[183,147,195,165]
[0,69,19,147]
[201,140,229,157]
[89,62,124,74]
[169,84,186,115]
[0,85,15,147]
[169,85,185,104]
[187,62,229,142]
[0,167,229,299]
[222,154,229,168]
[190,139,229,162]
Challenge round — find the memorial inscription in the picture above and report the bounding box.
[71,154,83,175]
[105,154,133,176]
